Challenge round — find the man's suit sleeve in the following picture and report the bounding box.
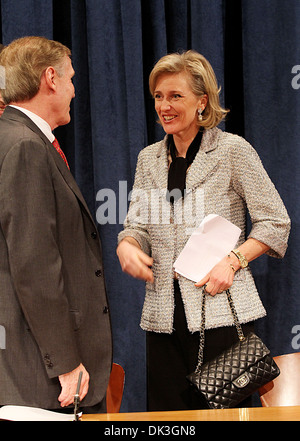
[0,138,81,378]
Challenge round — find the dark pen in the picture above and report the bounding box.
[73,371,83,421]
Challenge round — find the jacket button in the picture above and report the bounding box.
[103,306,109,314]
[44,354,53,368]
[91,232,97,239]
[95,269,102,277]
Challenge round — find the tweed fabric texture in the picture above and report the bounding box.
[118,127,290,333]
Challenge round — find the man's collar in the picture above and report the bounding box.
[8,105,55,143]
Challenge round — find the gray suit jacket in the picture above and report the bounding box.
[0,107,112,409]
[119,127,291,333]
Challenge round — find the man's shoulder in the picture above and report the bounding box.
[0,117,48,167]
[0,110,47,147]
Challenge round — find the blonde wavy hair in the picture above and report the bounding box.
[149,50,229,130]
[0,36,71,104]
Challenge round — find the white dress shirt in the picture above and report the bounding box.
[9,105,55,143]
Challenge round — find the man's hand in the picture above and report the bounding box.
[58,363,89,407]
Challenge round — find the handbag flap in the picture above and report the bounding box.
[187,332,271,398]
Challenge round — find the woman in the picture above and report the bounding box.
[117,50,290,411]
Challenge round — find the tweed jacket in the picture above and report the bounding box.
[118,127,290,333]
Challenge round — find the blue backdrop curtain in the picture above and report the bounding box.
[1,0,299,412]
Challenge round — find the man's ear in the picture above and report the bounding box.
[43,66,57,92]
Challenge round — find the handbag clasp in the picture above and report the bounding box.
[233,372,250,388]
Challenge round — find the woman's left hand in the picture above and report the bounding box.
[195,239,271,296]
[194,255,236,296]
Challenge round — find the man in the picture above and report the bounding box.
[0,44,5,117]
[0,37,112,412]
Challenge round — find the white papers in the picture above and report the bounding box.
[173,214,241,282]
[0,405,80,421]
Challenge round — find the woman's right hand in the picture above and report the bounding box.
[117,238,154,283]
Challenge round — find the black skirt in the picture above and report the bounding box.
[146,280,254,411]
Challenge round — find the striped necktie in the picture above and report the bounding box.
[52,137,70,170]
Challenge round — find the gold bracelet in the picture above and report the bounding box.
[227,254,237,273]
[231,249,248,268]
[229,263,236,273]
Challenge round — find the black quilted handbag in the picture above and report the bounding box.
[186,288,280,409]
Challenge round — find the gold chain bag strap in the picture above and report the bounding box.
[186,288,280,409]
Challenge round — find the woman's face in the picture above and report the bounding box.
[154,71,205,141]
